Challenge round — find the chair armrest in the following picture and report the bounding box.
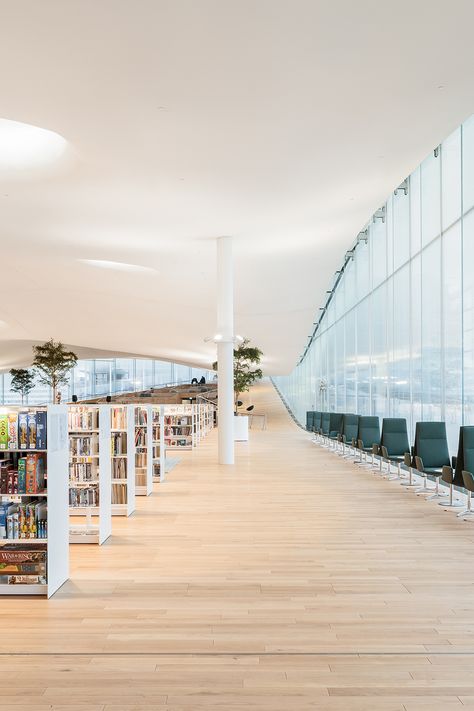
[415,455,424,473]
[462,470,474,492]
[441,465,453,485]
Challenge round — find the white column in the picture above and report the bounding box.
[217,236,234,465]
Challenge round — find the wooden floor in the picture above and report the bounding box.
[3,381,474,709]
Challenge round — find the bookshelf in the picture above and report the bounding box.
[111,405,135,516]
[0,405,69,598]
[163,404,194,450]
[152,405,165,483]
[135,405,152,496]
[68,405,112,544]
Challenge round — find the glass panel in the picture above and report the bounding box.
[443,224,462,450]
[421,152,441,247]
[421,239,442,420]
[442,128,462,230]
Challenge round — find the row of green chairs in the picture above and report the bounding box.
[306,410,474,519]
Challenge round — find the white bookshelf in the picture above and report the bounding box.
[152,405,165,483]
[163,404,194,451]
[111,405,135,516]
[0,405,68,598]
[135,405,152,496]
[68,405,112,545]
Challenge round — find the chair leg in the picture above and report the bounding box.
[414,473,435,495]
[427,477,449,501]
[458,491,474,520]
[439,483,463,508]
[401,466,420,488]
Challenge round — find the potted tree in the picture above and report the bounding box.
[32,339,78,403]
[9,368,35,404]
[213,338,263,441]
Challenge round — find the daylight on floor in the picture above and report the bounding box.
[1,1,474,709]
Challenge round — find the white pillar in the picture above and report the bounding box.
[217,236,234,465]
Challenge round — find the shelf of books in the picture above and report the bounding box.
[163,404,194,450]
[68,405,112,545]
[135,405,152,496]
[111,405,135,516]
[0,405,69,597]
[152,405,165,483]
[199,403,215,439]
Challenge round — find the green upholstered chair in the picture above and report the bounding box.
[338,414,359,456]
[440,426,468,509]
[413,421,450,499]
[312,411,322,436]
[320,412,330,444]
[453,426,474,518]
[306,411,315,432]
[328,413,344,448]
[379,418,410,478]
[402,450,418,487]
[460,470,474,520]
[355,416,380,465]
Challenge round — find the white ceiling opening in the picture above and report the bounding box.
[1,0,474,374]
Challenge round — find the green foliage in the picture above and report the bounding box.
[9,368,35,404]
[32,339,78,400]
[213,338,263,411]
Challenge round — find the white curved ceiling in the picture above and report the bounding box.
[1,0,474,374]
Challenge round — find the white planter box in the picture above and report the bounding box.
[234,415,249,441]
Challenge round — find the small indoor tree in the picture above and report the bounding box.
[32,339,78,403]
[213,338,263,412]
[9,368,35,404]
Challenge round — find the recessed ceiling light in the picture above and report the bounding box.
[0,118,67,170]
[79,259,157,274]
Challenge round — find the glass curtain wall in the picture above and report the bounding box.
[274,116,474,451]
[1,358,214,405]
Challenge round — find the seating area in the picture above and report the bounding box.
[306,410,474,520]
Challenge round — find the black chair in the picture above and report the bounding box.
[306,411,315,432]
[414,421,450,499]
[440,426,467,509]
[379,418,410,479]
[338,414,359,457]
[355,416,380,465]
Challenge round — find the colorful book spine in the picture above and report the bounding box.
[18,412,28,449]
[0,415,8,450]
[17,458,26,494]
[7,413,18,449]
[27,413,37,449]
[36,411,47,449]
[25,454,45,494]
